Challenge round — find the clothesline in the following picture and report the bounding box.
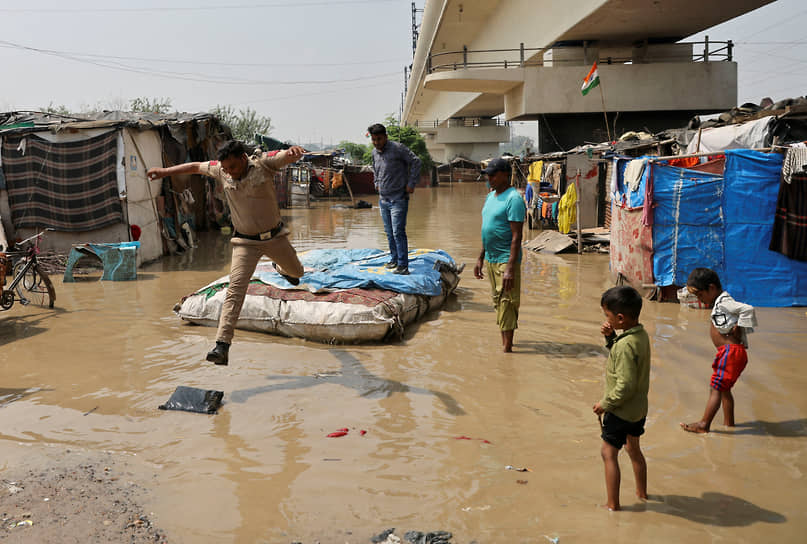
[646,148,773,162]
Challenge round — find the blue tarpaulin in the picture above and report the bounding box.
[199,248,457,297]
[652,164,725,287]
[650,149,807,307]
[723,149,807,306]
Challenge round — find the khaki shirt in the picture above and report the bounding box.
[199,153,285,236]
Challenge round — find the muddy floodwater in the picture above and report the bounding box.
[1,183,805,543]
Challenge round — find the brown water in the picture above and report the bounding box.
[1,183,805,543]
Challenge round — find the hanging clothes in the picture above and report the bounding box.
[667,156,699,168]
[769,171,807,261]
[624,159,647,192]
[528,160,543,183]
[557,182,578,234]
[781,146,807,185]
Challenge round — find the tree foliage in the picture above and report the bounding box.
[383,114,433,170]
[210,105,273,142]
[338,140,372,164]
[130,97,173,114]
[40,102,72,115]
[500,134,535,157]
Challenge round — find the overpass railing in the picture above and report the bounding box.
[426,39,733,74]
[408,118,509,129]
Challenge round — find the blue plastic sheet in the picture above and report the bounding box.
[723,149,807,306]
[651,164,725,287]
[650,149,807,306]
[201,248,457,297]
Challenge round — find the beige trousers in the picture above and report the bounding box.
[216,234,304,343]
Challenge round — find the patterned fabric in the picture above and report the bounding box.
[1,132,122,231]
[769,171,807,261]
[781,146,807,184]
[194,280,399,307]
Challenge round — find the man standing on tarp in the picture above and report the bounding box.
[147,140,306,366]
[368,123,421,276]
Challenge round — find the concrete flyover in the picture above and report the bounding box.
[404,0,775,156]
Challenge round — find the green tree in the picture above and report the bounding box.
[338,140,371,164]
[130,97,173,113]
[40,102,72,115]
[210,105,273,142]
[383,114,433,170]
[500,134,535,157]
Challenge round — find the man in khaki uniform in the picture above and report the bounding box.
[148,140,305,365]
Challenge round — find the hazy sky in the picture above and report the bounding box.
[1,0,805,146]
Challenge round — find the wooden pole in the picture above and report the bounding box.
[599,84,612,142]
[341,168,356,207]
[575,168,582,254]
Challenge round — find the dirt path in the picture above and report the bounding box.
[1,448,168,544]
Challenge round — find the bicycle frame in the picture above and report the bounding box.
[5,253,39,306]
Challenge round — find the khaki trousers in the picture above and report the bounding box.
[216,234,304,343]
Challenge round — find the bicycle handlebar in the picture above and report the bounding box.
[16,228,53,247]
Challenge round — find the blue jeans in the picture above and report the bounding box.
[379,195,409,267]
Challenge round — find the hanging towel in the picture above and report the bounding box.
[528,160,543,183]
[781,146,807,184]
[557,182,578,234]
[624,159,647,192]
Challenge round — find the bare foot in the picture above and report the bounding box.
[636,492,648,500]
[600,503,620,511]
[680,421,709,433]
[503,346,513,353]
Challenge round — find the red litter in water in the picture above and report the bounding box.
[327,431,348,438]
[359,430,367,436]
[337,428,349,432]
[455,436,473,440]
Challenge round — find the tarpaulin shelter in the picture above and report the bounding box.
[610,149,807,307]
[0,111,231,264]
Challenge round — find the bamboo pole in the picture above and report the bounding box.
[575,168,582,254]
[341,168,356,207]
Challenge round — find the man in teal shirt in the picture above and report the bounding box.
[473,158,526,352]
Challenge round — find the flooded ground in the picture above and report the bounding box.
[1,182,805,543]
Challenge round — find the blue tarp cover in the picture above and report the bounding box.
[199,248,456,297]
[651,149,807,307]
[723,150,807,306]
[652,164,725,287]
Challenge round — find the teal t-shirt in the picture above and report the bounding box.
[481,187,526,263]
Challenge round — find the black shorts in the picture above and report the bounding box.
[601,412,645,449]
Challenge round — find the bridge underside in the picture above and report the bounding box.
[405,0,773,156]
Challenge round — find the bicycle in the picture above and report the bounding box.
[0,229,56,310]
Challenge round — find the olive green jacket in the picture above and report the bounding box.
[600,325,651,422]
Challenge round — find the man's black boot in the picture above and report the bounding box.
[273,262,301,286]
[206,341,230,366]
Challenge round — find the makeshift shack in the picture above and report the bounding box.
[0,111,231,264]
[437,157,481,184]
[609,148,807,307]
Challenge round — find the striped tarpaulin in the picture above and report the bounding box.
[1,131,123,231]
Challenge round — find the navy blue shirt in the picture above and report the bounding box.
[371,140,422,198]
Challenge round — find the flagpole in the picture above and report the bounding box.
[599,83,612,142]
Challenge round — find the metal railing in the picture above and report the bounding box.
[426,39,733,74]
[408,118,509,129]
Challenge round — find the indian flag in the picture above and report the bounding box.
[581,62,600,96]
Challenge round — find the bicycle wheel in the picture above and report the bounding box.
[12,260,55,308]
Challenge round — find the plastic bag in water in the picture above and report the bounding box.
[158,386,223,414]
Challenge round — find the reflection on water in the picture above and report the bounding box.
[0,182,805,543]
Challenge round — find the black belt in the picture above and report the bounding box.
[233,221,284,241]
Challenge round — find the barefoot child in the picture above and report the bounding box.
[593,286,651,511]
[680,268,757,433]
